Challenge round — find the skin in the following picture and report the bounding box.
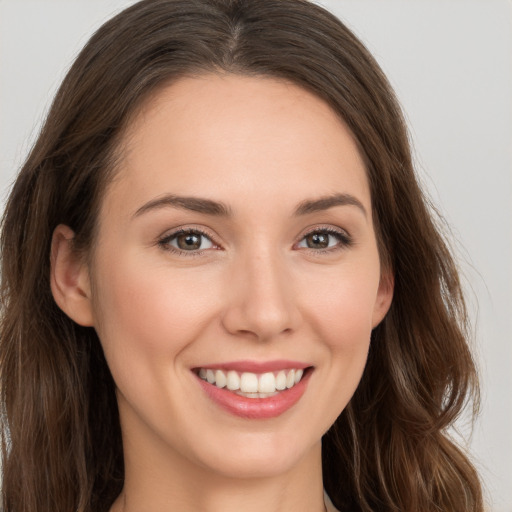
[51,74,393,512]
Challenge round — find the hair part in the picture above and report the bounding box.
[0,1,482,511]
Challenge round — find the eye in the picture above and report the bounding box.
[159,228,215,253]
[296,228,352,251]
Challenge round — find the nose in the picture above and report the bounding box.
[220,247,301,341]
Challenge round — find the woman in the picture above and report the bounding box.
[0,0,483,511]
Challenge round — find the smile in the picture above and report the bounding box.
[197,368,305,397]
[193,364,313,419]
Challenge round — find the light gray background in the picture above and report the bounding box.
[1,0,511,510]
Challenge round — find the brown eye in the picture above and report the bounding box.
[304,232,330,249]
[162,230,214,252]
[297,228,352,251]
[176,233,202,250]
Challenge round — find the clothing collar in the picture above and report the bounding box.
[323,490,341,512]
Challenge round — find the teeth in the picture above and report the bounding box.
[275,371,287,390]
[258,372,275,393]
[197,367,306,396]
[240,372,258,393]
[215,369,226,388]
[236,391,279,398]
[226,370,240,391]
[286,369,295,388]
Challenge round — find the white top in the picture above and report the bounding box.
[324,491,341,512]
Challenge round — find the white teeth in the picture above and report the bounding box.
[275,371,287,390]
[286,369,295,388]
[226,370,240,391]
[215,369,226,388]
[258,372,276,393]
[197,367,306,396]
[236,391,279,398]
[240,372,259,393]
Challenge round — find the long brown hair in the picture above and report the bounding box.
[0,1,483,511]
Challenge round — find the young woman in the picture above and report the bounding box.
[0,1,483,511]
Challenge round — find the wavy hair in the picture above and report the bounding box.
[0,1,482,511]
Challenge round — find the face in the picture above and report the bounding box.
[54,74,392,480]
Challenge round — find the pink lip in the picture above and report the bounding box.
[194,367,312,419]
[193,359,310,373]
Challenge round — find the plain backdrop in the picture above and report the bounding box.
[0,0,511,510]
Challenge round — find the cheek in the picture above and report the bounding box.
[284,262,380,432]
[302,259,380,400]
[317,291,373,378]
[304,263,380,347]
[91,255,222,376]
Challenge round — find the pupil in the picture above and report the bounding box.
[308,233,328,249]
[178,233,201,250]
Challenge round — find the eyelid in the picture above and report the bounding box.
[156,223,353,258]
[294,225,353,253]
[157,226,221,257]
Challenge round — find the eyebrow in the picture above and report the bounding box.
[133,192,367,219]
[133,194,232,218]
[293,193,367,217]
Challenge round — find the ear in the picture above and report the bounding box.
[371,270,394,328]
[50,224,94,327]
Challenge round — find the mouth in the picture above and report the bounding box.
[192,363,313,419]
[195,367,307,398]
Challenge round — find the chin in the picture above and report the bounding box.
[190,431,320,480]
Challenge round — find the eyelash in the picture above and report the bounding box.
[157,228,218,259]
[297,227,353,254]
[157,226,353,257]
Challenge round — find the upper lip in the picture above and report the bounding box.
[192,360,311,373]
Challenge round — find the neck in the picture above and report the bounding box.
[112,429,326,512]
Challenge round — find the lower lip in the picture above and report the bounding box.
[195,370,312,419]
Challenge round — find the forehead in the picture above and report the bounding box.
[107,73,371,220]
